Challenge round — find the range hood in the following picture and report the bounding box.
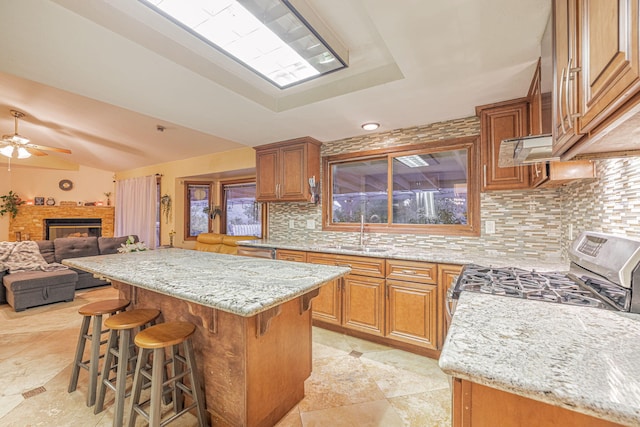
[497,134,559,167]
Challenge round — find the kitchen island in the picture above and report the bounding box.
[63,248,350,427]
[439,292,640,427]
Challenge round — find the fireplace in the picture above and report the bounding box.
[45,218,103,240]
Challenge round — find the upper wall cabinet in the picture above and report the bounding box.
[476,99,531,191]
[553,0,640,158]
[255,137,322,202]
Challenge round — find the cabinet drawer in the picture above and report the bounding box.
[276,249,307,263]
[386,260,437,284]
[307,253,385,278]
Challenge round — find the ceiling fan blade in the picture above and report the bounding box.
[25,147,48,156]
[27,143,72,154]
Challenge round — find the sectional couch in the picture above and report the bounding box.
[1,235,136,311]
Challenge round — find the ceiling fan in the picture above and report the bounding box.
[1,109,72,160]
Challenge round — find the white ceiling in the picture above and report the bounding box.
[0,0,551,172]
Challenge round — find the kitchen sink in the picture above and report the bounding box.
[319,244,390,253]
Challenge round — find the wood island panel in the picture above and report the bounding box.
[115,281,313,427]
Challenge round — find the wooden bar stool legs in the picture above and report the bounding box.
[128,322,208,427]
[68,299,130,407]
[95,308,161,427]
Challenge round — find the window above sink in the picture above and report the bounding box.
[322,136,481,236]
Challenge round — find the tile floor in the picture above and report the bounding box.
[0,286,452,426]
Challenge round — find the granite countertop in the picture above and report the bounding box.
[239,239,570,271]
[439,292,640,426]
[63,248,350,317]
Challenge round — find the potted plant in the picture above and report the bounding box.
[0,191,25,219]
[104,192,112,206]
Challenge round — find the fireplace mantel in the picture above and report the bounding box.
[9,206,115,241]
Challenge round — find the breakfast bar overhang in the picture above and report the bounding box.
[63,248,350,427]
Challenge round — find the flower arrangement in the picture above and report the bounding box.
[117,236,148,253]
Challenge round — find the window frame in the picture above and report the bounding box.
[219,179,267,238]
[322,136,481,236]
[183,181,213,241]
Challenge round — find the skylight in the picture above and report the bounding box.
[139,0,347,88]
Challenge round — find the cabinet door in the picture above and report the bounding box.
[256,148,279,201]
[438,264,462,347]
[279,143,307,201]
[579,0,640,133]
[343,275,385,336]
[276,249,307,262]
[386,280,437,349]
[312,277,342,325]
[553,0,583,155]
[479,100,531,191]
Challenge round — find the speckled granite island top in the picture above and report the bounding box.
[63,248,350,317]
[439,292,640,426]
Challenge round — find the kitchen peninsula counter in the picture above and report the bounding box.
[439,292,640,426]
[64,248,350,427]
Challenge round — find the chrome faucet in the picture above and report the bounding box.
[359,214,365,247]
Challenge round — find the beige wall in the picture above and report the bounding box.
[115,147,256,248]
[0,164,114,241]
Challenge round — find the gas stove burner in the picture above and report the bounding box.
[454,264,622,311]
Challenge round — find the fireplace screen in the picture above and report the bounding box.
[45,218,102,240]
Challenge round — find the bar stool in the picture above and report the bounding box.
[128,321,208,427]
[95,308,161,426]
[68,298,130,407]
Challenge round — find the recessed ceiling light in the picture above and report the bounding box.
[361,122,380,131]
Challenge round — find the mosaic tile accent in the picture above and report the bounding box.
[561,157,640,255]
[268,116,565,262]
[268,116,640,263]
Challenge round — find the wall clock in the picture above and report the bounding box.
[58,179,73,191]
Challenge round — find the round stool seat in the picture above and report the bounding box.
[135,321,196,349]
[78,299,130,316]
[104,308,161,330]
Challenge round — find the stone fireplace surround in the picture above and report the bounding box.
[9,206,114,241]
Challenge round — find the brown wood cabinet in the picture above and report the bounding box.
[306,252,386,333]
[343,275,385,336]
[437,264,462,346]
[476,99,531,191]
[255,137,321,202]
[553,0,640,159]
[275,249,307,263]
[452,378,624,427]
[532,159,596,188]
[386,260,438,349]
[280,249,460,357]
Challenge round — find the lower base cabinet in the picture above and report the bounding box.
[343,275,385,336]
[386,280,437,348]
[294,249,456,357]
[453,378,625,427]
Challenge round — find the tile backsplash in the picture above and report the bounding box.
[267,116,640,263]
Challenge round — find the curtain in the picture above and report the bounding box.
[115,175,157,248]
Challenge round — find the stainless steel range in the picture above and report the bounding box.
[449,231,640,314]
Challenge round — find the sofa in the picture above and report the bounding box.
[195,233,256,255]
[1,235,137,311]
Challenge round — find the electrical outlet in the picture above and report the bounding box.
[289,219,295,229]
[485,220,496,234]
[306,219,315,229]
[568,224,573,240]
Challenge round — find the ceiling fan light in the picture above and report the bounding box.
[9,134,30,144]
[16,147,31,159]
[0,145,14,158]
